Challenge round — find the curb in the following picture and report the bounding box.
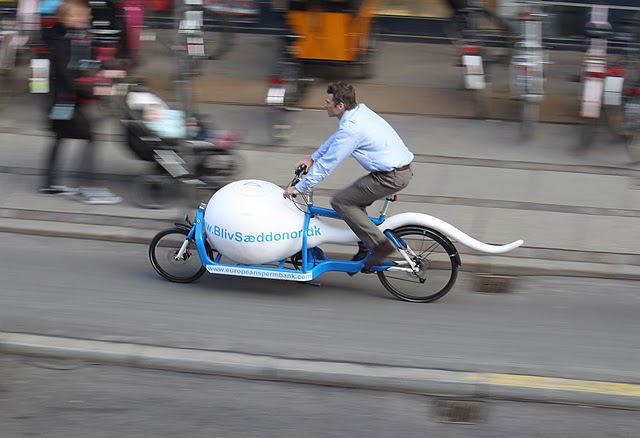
[1,332,639,410]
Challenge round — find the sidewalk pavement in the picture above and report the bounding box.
[1,35,639,409]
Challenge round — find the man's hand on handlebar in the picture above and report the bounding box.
[296,157,313,173]
[283,185,300,200]
[284,158,312,199]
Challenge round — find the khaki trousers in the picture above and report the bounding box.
[330,167,413,250]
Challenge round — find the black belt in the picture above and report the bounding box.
[395,164,411,171]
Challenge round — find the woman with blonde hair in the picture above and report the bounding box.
[40,0,121,204]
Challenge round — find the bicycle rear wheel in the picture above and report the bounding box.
[132,174,175,209]
[605,91,640,141]
[191,150,244,203]
[467,8,516,64]
[149,227,211,283]
[202,10,234,60]
[520,100,539,141]
[0,69,11,108]
[626,128,640,164]
[377,226,459,303]
[578,118,598,151]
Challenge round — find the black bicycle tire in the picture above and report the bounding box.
[442,11,468,49]
[132,174,174,210]
[605,91,640,141]
[578,118,598,150]
[268,106,295,145]
[149,227,209,283]
[520,100,539,141]
[473,86,490,119]
[626,129,640,164]
[377,226,459,303]
[470,8,516,64]
[356,21,380,79]
[202,10,234,60]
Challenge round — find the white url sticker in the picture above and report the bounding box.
[206,265,313,281]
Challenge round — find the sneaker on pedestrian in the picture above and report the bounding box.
[71,187,122,205]
[38,185,79,195]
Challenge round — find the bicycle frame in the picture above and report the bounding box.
[171,181,523,283]
[189,194,396,281]
[150,175,523,302]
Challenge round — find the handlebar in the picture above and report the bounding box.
[295,164,307,178]
[286,164,308,197]
[290,164,307,184]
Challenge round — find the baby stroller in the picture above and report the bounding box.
[121,88,243,209]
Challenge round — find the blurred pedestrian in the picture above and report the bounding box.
[283,82,414,271]
[39,0,121,204]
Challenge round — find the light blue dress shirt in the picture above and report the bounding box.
[295,103,414,193]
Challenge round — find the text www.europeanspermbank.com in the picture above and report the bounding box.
[210,266,310,280]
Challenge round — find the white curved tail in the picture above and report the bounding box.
[380,213,524,254]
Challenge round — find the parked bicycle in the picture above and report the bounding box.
[576,4,613,150]
[265,0,379,144]
[444,0,517,64]
[0,2,18,107]
[444,0,517,118]
[604,12,640,150]
[140,0,235,62]
[509,2,547,141]
[265,57,305,144]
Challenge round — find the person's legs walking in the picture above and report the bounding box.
[39,135,78,194]
[69,106,122,204]
[42,135,62,189]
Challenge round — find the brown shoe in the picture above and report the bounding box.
[351,247,369,262]
[363,240,396,270]
[347,244,370,276]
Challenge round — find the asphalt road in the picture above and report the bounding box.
[1,233,638,383]
[2,354,639,438]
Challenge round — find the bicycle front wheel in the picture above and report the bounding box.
[149,228,210,283]
[377,226,459,303]
[268,106,296,145]
[0,69,14,109]
[520,100,539,141]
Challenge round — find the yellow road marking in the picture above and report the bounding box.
[469,373,640,397]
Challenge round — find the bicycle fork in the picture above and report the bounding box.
[384,231,423,279]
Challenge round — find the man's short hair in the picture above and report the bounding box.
[327,82,357,110]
